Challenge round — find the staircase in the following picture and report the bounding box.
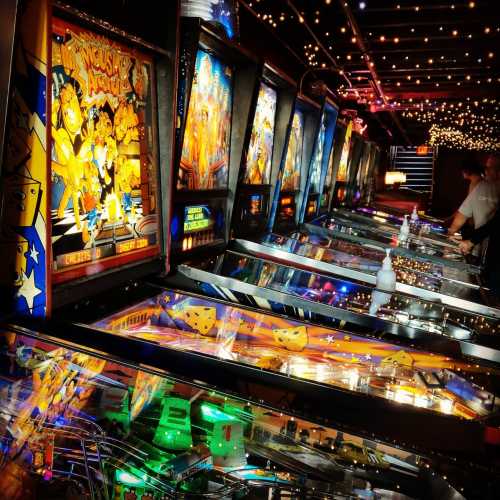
[390,146,435,196]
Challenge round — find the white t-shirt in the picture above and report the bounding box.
[459,180,499,228]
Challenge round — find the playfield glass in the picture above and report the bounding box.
[336,120,353,182]
[216,251,498,337]
[178,49,233,191]
[281,109,304,191]
[243,82,277,184]
[0,326,429,498]
[51,18,158,277]
[94,289,498,421]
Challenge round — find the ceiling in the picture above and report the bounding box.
[239,0,500,149]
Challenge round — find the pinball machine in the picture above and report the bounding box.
[0,0,183,320]
[330,117,354,207]
[341,133,365,207]
[169,14,260,261]
[270,95,322,233]
[317,118,346,217]
[299,98,339,223]
[350,141,377,207]
[358,142,380,207]
[2,321,490,499]
[2,2,500,498]
[230,62,296,238]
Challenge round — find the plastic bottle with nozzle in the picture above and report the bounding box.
[369,249,396,315]
[410,205,419,223]
[399,214,410,242]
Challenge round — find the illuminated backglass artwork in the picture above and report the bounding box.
[324,146,335,193]
[281,110,304,191]
[178,49,233,190]
[243,82,277,185]
[336,120,353,182]
[180,0,238,39]
[309,114,327,193]
[51,18,158,275]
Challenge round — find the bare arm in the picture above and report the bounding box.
[448,211,468,234]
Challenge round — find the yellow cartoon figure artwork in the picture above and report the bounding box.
[243,82,277,185]
[50,18,158,279]
[336,120,353,183]
[178,49,233,190]
[281,109,304,192]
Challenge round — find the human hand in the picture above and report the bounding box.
[459,240,474,254]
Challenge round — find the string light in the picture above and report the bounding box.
[402,99,500,151]
[247,0,497,149]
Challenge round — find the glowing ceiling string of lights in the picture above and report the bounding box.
[246,1,498,103]
[402,98,500,151]
[245,1,499,150]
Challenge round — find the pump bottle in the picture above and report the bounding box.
[410,205,419,223]
[369,249,396,315]
[398,214,410,243]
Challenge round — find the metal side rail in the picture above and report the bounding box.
[326,210,458,250]
[231,238,500,319]
[303,222,482,275]
[174,263,500,364]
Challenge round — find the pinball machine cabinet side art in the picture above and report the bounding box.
[0,0,49,317]
[0,0,18,165]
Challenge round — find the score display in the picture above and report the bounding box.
[184,205,214,233]
[170,200,225,254]
[182,205,216,251]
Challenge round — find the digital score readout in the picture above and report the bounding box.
[57,248,102,268]
[56,237,150,270]
[116,237,149,254]
[182,205,217,251]
[184,205,213,233]
[249,195,262,215]
[307,199,317,215]
[280,196,295,218]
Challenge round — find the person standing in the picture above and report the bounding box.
[459,207,500,296]
[448,156,500,256]
[446,163,483,238]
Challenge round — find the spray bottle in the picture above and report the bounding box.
[398,214,410,243]
[410,205,419,223]
[369,249,397,315]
